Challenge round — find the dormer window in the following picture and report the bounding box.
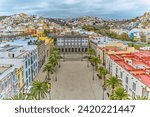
[12,54,14,58]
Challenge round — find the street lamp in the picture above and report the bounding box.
[102,85,106,100]
[48,82,51,100]
[87,54,89,68]
[87,59,89,67]
[59,58,60,68]
[55,65,58,81]
[92,65,94,80]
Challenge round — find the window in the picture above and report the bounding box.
[116,67,118,75]
[13,75,15,81]
[29,68,30,75]
[126,85,128,92]
[29,77,31,83]
[65,48,67,52]
[82,48,84,52]
[26,80,28,87]
[28,59,30,66]
[12,54,15,58]
[22,78,24,85]
[132,92,135,98]
[25,61,27,68]
[26,71,28,78]
[75,48,77,52]
[133,82,136,91]
[126,76,128,84]
[2,84,4,91]
[120,71,123,79]
[8,79,11,85]
[18,74,20,79]
[5,81,7,88]
[72,48,74,52]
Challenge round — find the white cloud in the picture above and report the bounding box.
[0,0,149,18]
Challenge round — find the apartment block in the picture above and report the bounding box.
[0,39,38,98]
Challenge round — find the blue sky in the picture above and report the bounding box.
[0,0,150,19]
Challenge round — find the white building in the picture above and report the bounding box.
[0,38,39,98]
[106,52,150,98]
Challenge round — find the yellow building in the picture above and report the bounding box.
[16,66,24,91]
[97,44,135,65]
[38,36,54,48]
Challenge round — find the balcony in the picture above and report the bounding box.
[12,80,19,85]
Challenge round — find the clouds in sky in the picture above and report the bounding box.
[0,0,149,19]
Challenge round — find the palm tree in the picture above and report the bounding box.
[51,49,61,67]
[133,96,149,100]
[101,68,108,81]
[90,56,101,80]
[98,66,104,79]
[43,63,55,80]
[88,48,96,57]
[98,66,108,80]
[49,55,58,66]
[104,76,122,96]
[30,80,49,100]
[49,53,60,81]
[90,56,101,70]
[98,66,108,100]
[110,87,129,100]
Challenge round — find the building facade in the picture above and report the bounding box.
[56,32,89,53]
[0,38,39,98]
[0,64,17,99]
[106,52,150,98]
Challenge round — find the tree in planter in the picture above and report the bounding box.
[43,63,55,80]
[104,76,122,98]
[110,87,129,100]
[30,80,49,100]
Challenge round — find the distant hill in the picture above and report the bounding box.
[63,12,150,30]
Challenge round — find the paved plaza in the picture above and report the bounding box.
[50,60,103,100]
[35,54,109,100]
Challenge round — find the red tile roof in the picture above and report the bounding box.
[109,51,150,88]
[135,74,150,88]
